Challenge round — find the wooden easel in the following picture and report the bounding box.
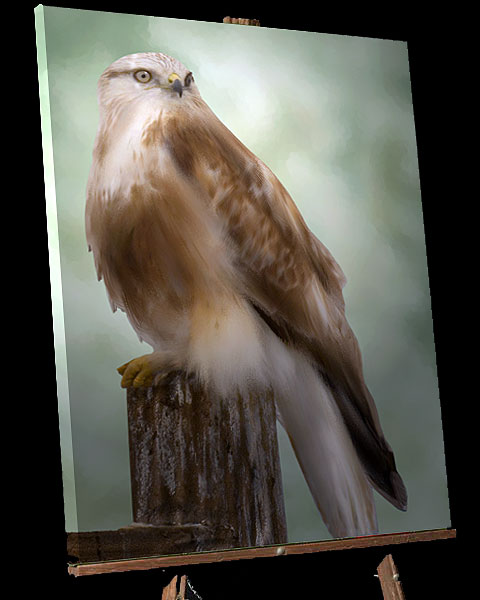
[160,555,405,599]
[376,554,406,599]
[64,16,456,598]
[162,575,187,600]
[162,575,203,600]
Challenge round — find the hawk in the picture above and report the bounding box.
[86,52,407,539]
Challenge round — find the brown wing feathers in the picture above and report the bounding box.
[165,107,407,512]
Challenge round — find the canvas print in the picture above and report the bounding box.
[35,6,450,565]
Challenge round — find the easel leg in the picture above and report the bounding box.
[377,554,406,599]
[162,575,183,600]
[162,575,197,600]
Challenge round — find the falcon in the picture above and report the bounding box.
[86,52,407,539]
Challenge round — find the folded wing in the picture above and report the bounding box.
[163,104,408,522]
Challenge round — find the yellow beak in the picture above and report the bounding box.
[168,73,183,97]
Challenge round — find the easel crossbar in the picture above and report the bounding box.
[68,528,455,576]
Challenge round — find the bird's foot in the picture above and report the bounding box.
[117,351,178,388]
[117,354,154,388]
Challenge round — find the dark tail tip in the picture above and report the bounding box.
[389,471,408,511]
[369,468,408,511]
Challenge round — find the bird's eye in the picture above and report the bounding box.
[134,70,152,83]
[184,72,194,87]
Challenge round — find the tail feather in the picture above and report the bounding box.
[272,347,378,539]
[325,376,408,512]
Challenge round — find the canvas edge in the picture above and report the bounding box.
[34,4,79,533]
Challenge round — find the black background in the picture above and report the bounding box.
[23,2,465,597]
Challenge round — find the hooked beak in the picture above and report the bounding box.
[171,78,183,98]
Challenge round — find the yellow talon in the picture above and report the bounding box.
[117,363,128,375]
[117,355,154,388]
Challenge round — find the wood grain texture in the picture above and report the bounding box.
[161,575,188,600]
[223,17,261,26]
[68,373,287,564]
[128,374,288,547]
[67,525,222,562]
[161,575,178,600]
[178,574,187,598]
[68,528,456,576]
[377,554,406,599]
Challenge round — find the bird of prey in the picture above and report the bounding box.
[86,52,407,539]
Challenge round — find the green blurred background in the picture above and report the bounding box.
[36,6,450,542]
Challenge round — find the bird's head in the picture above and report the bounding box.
[97,52,200,114]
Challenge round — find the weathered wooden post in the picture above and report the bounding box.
[67,371,287,563]
[126,372,288,553]
[67,371,287,562]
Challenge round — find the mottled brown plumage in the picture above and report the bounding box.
[86,52,407,538]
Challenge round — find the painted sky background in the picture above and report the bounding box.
[36,6,450,544]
